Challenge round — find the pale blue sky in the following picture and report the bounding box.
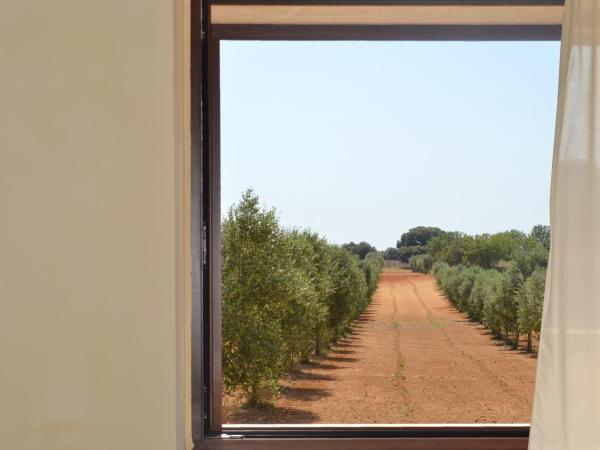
[220,41,560,250]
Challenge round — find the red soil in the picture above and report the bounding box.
[224,270,537,424]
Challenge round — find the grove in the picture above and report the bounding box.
[409,226,549,352]
[221,190,383,405]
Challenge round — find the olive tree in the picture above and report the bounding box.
[494,266,524,348]
[409,254,433,273]
[221,190,293,404]
[518,267,546,352]
[328,246,368,340]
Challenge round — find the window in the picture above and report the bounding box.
[191,1,564,449]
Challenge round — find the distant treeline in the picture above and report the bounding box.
[222,190,383,405]
[383,226,443,262]
[406,225,549,353]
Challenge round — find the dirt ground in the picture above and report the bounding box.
[224,270,537,424]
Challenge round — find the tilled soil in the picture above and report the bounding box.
[225,270,537,424]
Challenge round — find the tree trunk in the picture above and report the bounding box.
[527,331,532,353]
[315,325,321,356]
[513,330,520,350]
[248,384,260,407]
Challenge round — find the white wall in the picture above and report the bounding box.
[0,1,189,449]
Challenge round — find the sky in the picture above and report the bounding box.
[220,40,560,250]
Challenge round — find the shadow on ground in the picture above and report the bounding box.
[287,370,336,382]
[323,355,359,363]
[281,386,332,401]
[226,404,320,424]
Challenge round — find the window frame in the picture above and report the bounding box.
[191,1,563,448]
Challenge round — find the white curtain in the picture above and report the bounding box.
[529,1,600,449]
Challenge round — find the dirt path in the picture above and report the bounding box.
[225,270,537,424]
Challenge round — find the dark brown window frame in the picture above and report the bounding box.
[191,1,563,449]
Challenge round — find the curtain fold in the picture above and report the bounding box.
[529,1,600,449]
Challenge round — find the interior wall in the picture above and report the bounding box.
[0,1,189,449]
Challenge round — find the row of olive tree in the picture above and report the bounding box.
[412,226,549,352]
[428,225,550,268]
[409,253,433,273]
[221,190,383,404]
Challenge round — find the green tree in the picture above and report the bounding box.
[511,238,549,278]
[221,190,292,403]
[283,230,329,364]
[328,246,368,340]
[468,269,501,322]
[365,251,385,267]
[397,245,429,262]
[343,241,377,260]
[383,247,402,261]
[530,224,551,250]
[398,226,443,247]
[409,254,433,273]
[428,231,466,265]
[432,261,450,282]
[456,265,483,314]
[298,232,336,356]
[393,227,444,263]
[438,265,465,306]
[463,231,524,269]
[361,251,385,297]
[482,272,505,338]
[518,267,546,352]
[494,266,524,348]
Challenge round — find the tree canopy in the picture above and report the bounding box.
[388,226,444,262]
[397,226,443,248]
[530,224,550,250]
[342,241,377,260]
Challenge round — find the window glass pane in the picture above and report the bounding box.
[220,40,559,425]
